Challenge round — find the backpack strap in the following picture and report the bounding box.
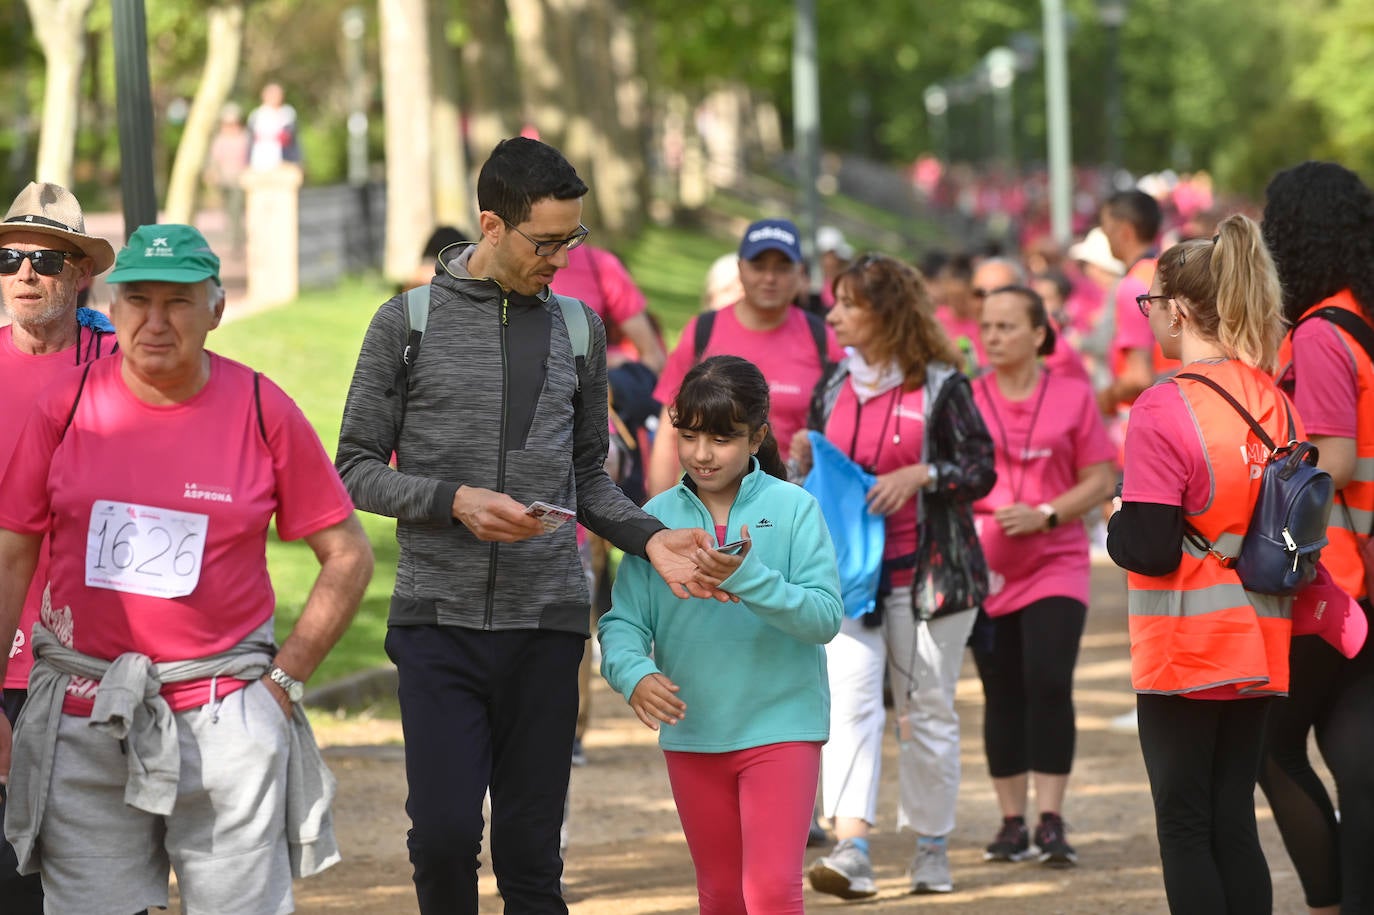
[552,292,590,393]
[692,309,717,364]
[61,361,95,438]
[1299,306,1374,365]
[253,371,269,446]
[1174,372,1294,453]
[384,284,430,400]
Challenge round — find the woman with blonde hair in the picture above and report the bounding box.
[792,253,995,898]
[1107,214,1297,914]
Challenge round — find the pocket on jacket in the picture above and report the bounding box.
[503,448,575,508]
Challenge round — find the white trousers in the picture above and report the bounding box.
[820,585,977,838]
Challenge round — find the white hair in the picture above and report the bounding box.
[111,279,224,311]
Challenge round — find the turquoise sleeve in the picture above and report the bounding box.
[597,553,663,701]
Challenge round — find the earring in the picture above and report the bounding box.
[1168,320,1182,338]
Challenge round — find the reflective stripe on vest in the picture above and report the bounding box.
[1126,361,1295,695]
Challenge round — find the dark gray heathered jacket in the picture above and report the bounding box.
[336,244,664,634]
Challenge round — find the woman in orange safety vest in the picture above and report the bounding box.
[1106,214,1294,915]
[1260,160,1374,915]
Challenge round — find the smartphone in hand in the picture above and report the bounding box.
[715,538,750,556]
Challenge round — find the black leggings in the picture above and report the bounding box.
[1259,600,1374,913]
[1137,693,1274,915]
[972,596,1086,777]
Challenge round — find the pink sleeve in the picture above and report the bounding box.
[259,377,355,541]
[1290,320,1360,438]
[1113,275,1155,352]
[1120,384,1194,506]
[1072,383,1116,468]
[0,390,66,535]
[652,317,700,406]
[589,250,647,326]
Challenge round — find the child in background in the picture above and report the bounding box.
[599,355,843,914]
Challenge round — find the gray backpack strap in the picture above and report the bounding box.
[552,293,590,392]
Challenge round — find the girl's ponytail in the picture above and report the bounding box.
[755,427,788,480]
[1211,214,1285,374]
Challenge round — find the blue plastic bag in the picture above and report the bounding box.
[802,431,886,618]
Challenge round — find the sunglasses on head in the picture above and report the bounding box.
[0,248,75,277]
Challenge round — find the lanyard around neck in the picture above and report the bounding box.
[980,371,1049,504]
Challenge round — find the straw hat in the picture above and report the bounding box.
[0,182,116,274]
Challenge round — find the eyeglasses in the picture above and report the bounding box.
[972,287,990,299]
[495,215,589,257]
[1136,293,1171,317]
[0,248,75,277]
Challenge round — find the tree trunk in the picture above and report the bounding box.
[164,2,246,224]
[380,0,434,282]
[26,0,93,187]
[429,0,472,232]
[459,0,521,173]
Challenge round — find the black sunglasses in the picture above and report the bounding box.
[0,248,75,277]
[1135,293,1170,318]
[493,215,589,258]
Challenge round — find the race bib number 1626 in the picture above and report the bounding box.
[86,500,209,599]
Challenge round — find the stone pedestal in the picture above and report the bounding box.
[242,165,303,308]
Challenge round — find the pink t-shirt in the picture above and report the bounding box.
[551,246,651,362]
[654,306,843,461]
[822,381,926,571]
[0,352,354,714]
[1110,270,1154,363]
[972,372,1114,616]
[935,305,984,366]
[1286,318,1361,438]
[0,326,115,690]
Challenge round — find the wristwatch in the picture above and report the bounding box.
[268,665,305,703]
[1037,503,1059,530]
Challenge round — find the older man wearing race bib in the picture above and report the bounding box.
[0,223,373,915]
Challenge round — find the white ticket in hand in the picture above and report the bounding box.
[526,500,576,533]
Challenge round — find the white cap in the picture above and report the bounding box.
[1067,227,1124,276]
[816,225,854,259]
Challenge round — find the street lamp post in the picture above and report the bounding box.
[1042,0,1073,245]
[793,0,822,291]
[1099,0,1127,180]
[985,47,1017,172]
[923,84,949,162]
[111,0,158,237]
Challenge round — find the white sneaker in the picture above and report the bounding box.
[807,839,878,899]
[909,841,953,894]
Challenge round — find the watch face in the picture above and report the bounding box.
[287,681,305,702]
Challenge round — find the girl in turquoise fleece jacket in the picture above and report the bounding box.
[599,355,842,914]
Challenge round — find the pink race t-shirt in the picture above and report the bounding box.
[822,380,926,575]
[0,352,354,714]
[972,372,1114,616]
[0,325,115,690]
[935,305,984,366]
[1110,270,1154,363]
[1287,318,1361,438]
[551,246,646,328]
[654,306,843,460]
[1119,383,1213,510]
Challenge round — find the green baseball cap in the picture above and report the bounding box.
[107,224,221,285]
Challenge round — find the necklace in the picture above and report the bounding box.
[847,386,905,473]
[980,370,1049,504]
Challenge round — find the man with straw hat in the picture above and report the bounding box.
[0,181,118,913]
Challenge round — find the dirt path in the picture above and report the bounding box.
[294,563,1316,914]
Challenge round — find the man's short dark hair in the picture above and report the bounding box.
[1102,189,1162,243]
[477,137,588,225]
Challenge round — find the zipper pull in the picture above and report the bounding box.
[501,294,508,326]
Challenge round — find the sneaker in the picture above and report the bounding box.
[570,737,587,767]
[806,839,878,899]
[983,816,1031,862]
[1033,812,1078,867]
[909,840,953,894]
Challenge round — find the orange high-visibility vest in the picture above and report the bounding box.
[1277,291,1374,600]
[1127,360,1296,696]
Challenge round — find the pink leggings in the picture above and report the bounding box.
[664,741,821,915]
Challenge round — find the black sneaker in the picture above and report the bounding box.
[1033,812,1078,867]
[983,816,1031,862]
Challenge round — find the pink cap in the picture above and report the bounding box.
[1291,563,1368,659]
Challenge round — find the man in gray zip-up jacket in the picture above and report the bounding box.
[336,138,722,915]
